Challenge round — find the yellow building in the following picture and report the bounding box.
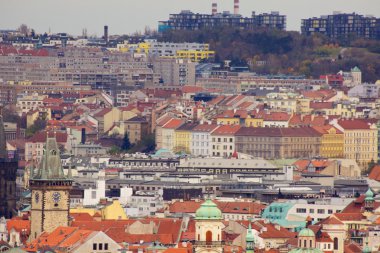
[333,119,378,170]
[174,123,197,154]
[93,107,121,134]
[71,200,128,220]
[101,200,128,220]
[245,116,264,127]
[176,50,215,62]
[312,125,344,158]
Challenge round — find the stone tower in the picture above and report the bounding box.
[0,115,17,218]
[29,134,72,240]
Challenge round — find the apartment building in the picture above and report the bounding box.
[191,124,219,156]
[332,119,378,169]
[211,125,241,157]
[235,127,321,159]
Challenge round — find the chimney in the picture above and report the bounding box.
[234,0,239,15]
[104,25,109,44]
[81,128,86,144]
[212,3,218,15]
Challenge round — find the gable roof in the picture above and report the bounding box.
[369,165,380,181]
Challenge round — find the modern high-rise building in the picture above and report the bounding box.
[159,1,286,32]
[301,12,380,40]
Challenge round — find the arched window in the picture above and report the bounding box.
[334,238,338,250]
[310,240,312,248]
[198,234,200,241]
[51,150,57,156]
[304,240,307,248]
[206,231,212,243]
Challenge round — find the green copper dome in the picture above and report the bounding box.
[362,245,371,253]
[365,188,374,201]
[298,228,315,237]
[351,66,361,72]
[195,199,222,220]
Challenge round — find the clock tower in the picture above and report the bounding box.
[29,134,72,240]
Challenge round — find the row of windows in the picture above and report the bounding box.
[93,243,108,251]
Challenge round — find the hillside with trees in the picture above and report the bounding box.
[160,27,380,82]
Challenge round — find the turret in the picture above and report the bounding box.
[246,219,255,253]
[364,188,374,211]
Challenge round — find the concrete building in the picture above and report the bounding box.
[153,58,196,86]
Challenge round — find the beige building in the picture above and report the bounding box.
[235,127,321,159]
[16,93,47,116]
[332,119,378,170]
[93,107,121,134]
[211,125,241,158]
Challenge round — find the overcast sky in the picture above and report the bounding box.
[1,0,379,36]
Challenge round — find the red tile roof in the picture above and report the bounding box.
[369,165,380,181]
[27,131,68,143]
[167,200,265,215]
[6,219,30,234]
[70,213,95,222]
[310,102,334,110]
[93,108,112,117]
[263,112,291,121]
[163,118,184,129]
[182,86,203,93]
[211,125,241,135]
[337,119,375,130]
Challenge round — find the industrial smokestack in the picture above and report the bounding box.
[104,25,108,44]
[212,3,217,15]
[234,0,239,15]
[81,128,86,144]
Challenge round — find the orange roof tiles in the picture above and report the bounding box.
[369,165,380,181]
[6,219,30,234]
[211,125,241,135]
[162,118,184,129]
[337,119,374,130]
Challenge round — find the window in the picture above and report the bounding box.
[309,209,314,213]
[104,243,108,250]
[328,209,333,214]
[99,243,103,250]
[296,208,307,213]
[93,243,97,250]
[317,209,325,214]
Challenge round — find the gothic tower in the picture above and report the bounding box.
[30,134,72,240]
[0,115,17,218]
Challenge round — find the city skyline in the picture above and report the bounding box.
[1,0,379,36]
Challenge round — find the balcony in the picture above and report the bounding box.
[194,241,224,247]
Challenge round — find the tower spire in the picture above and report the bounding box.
[33,133,68,180]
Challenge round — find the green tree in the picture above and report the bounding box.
[121,132,131,151]
[25,118,47,138]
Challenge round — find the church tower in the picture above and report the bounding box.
[194,199,224,253]
[30,134,72,240]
